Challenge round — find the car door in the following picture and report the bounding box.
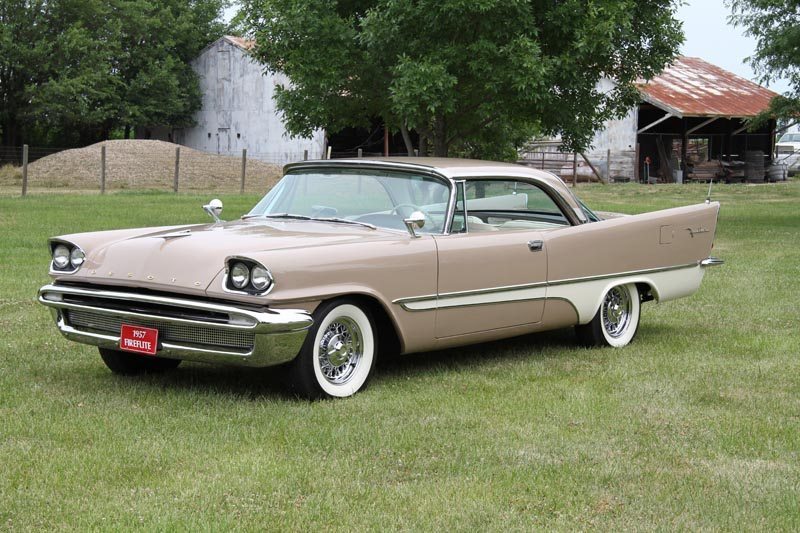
[431,177,570,339]
[433,230,547,338]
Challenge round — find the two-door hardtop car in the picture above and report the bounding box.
[39,158,722,398]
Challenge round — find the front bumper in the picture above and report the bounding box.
[38,284,313,367]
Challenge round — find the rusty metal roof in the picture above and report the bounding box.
[224,35,255,51]
[638,56,777,118]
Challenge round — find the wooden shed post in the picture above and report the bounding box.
[173,147,180,192]
[572,152,577,187]
[21,144,29,196]
[100,145,106,194]
[240,148,246,194]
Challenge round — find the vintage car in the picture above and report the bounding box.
[38,158,723,398]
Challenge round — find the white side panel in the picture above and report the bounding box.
[549,265,706,324]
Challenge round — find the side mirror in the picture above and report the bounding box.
[403,211,426,238]
[203,198,223,223]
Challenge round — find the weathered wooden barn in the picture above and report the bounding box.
[139,36,325,164]
[587,56,778,182]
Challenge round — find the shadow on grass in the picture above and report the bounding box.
[60,327,582,401]
[376,327,579,377]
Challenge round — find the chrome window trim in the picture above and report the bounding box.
[279,160,457,236]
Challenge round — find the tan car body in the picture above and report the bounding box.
[39,158,721,367]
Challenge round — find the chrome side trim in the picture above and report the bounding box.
[393,262,699,312]
[700,256,724,267]
[38,284,313,367]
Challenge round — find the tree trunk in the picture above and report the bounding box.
[399,121,414,156]
[124,125,131,139]
[419,133,429,157]
[432,115,448,157]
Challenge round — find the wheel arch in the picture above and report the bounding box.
[318,292,403,357]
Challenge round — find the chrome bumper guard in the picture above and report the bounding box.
[700,257,724,267]
[38,284,313,367]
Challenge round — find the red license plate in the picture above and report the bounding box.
[119,324,159,355]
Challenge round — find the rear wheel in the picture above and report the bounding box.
[99,347,181,375]
[575,283,640,347]
[290,299,376,399]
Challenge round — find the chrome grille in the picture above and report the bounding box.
[65,309,255,351]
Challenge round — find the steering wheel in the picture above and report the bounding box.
[390,203,437,230]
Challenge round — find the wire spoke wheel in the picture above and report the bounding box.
[317,317,363,385]
[601,286,632,338]
[292,300,376,399]
[575,283,640,348]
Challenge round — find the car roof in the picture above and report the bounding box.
[285,157,569,190]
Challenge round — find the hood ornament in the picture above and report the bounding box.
[203,199,224,223]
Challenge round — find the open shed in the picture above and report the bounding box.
[636,57,777,182]
[576,57,779,183]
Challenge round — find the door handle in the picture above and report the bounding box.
[527,240,543,252]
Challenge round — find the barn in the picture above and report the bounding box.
[138,36,325,164]
[594,57,778,181]
[524,57,779,183]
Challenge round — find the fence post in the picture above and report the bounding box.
[634,143,640,183]
[606,149,611,182]
[240,148,247,194]
[173,147,180,192]
[357,148,363,158]
[21,145,29,196]
[303,149,308,161]
[572,152,577,188]
[100,145,106,194]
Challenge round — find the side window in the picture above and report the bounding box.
[463,179,569,231]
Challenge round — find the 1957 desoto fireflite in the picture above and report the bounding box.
[38,158,722,398]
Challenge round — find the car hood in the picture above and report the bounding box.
[61,219,398,294]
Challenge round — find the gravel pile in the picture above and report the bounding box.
[28,140,282,193]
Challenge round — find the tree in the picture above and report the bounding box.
[241,0,684,158]
[0,0,227,147]
[728,0,800,126]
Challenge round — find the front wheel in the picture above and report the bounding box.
[575,283,640,347]
[290,299,376,399]
[99,347,181,375]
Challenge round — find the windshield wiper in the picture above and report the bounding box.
[244,213,375,229]
[256,213,313,220]
[314,217,376,229]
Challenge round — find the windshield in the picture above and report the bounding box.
[779,133,800,143]
[248,168,452,234]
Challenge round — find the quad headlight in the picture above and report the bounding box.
[226,259,273,294]
[230,262,251,289]
[50,241,85,272]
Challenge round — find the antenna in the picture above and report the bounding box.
[705,179,713,204]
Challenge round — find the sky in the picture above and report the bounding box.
[224,1,789,95]
[677,0,788,94]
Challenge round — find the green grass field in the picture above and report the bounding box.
[1,182,798,530]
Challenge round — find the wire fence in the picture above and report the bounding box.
[2,140,791,197]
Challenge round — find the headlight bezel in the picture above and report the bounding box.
[50,240,85,273]
[224,257,274,296]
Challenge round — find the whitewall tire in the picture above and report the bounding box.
[291,300,376,399]
[575,283,640,348]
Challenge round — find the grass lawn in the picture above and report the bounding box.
[1,182,798,530]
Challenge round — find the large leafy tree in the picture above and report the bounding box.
[728,0,800,124]
[0,0,227,147]
[241,0,683,158]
